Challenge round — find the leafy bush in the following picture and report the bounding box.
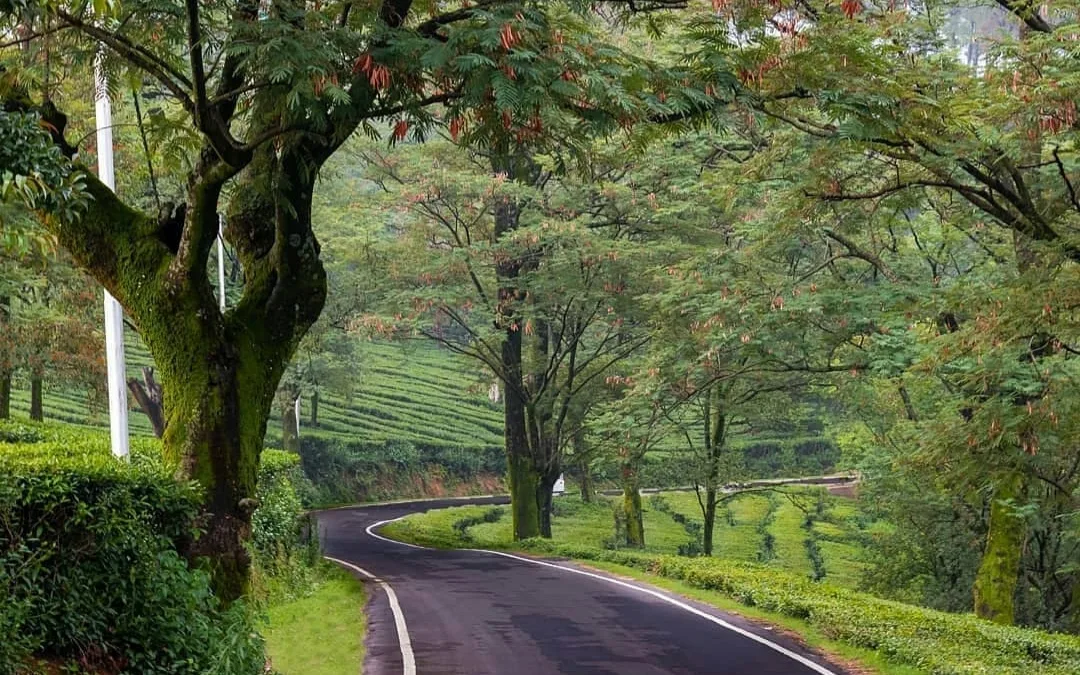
[0,420,43,444]
[251,450,320,603]
[0,440,265,674]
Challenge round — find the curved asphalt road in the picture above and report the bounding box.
[317,498,847,675]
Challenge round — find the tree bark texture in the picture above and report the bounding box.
[282,393,300,454]
[701,389,725,556]
[622,463,645,548]
[503,326,541,540]
[973,474,1025,625]
[0,295,10,419]
[29,368,43,421]
[128,367,165,438]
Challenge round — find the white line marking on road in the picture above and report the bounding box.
[366,518,424,549]
[324,556,416,675]
[362,518,838,675]
[468,550,839,675]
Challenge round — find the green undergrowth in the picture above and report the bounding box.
[0,421,266,674]
[383,502,1080,675]
[0,419,330,675]
[261,562,366,675]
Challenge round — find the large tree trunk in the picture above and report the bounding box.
[622,462,645,548]
[973,473,1026,624]
[504,328,541,540]
[49,141,326,601]
[160,344,273,602]
[29,367,43,421]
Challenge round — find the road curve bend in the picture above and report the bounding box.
[317,498,848,675]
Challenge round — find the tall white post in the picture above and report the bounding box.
[95,64,130,460]
[294,396,301,438]
[217,215,227,312]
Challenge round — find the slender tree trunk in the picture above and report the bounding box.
[572,421,593,503]
[0,295,10,419]
[0,369,10,420]
[703,487,718,556]
[537,468,559,539]
[282,393,300,454]
[128,367,165,437]
[700,388,725,556]
[622,462,645,548]
[310,389,319,427]
[579,459,594,504]
[973,473,1026,624]
[29,367,43,421]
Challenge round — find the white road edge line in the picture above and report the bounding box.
[324,555,416,675]
[365,516,839,675]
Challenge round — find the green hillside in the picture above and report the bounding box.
[7,332,503,451]
[265,340,502,449]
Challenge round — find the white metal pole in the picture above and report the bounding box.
[95,63,130,460]
[217,215,226,312]
[294,396,301,438]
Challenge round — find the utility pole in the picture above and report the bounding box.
[95,62,130,460]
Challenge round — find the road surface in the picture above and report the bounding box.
[317,498,846,675]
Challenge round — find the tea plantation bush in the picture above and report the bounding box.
[299,435,504,505]
[0,422,266,674]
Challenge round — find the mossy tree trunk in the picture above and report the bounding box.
[493,169,545,541]
[973,473,1026,624]
[310,389,319,427]
[29,366,43,421]
[503,326,541,540]
[49,139,327,601]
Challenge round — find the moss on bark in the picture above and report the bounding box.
[973,474,1025,625]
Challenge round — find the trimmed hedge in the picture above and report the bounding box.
[299,436,504,505]
[386,508,1080,675]
[0,423,265,674]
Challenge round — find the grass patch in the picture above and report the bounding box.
[263,564,367,675]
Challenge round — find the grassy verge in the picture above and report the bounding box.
[382,504,1080,675]
[262,564,367,675]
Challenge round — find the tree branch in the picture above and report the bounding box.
[821,229,901,282]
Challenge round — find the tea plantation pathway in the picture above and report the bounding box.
[317,498,846,675]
